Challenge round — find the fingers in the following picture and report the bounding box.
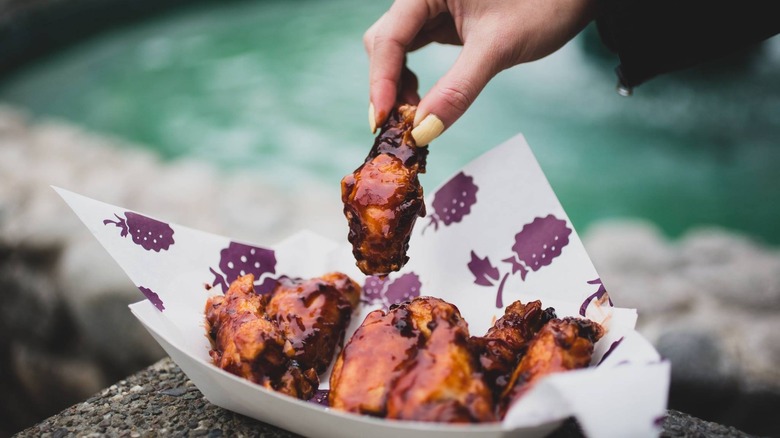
[364,15,399,132]
[365,0,439,131]
[364,0,499,145]
[412,41,500,146]
[366,0,598,145]
[371,65,419,134]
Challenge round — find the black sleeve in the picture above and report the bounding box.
[595,0,780,90]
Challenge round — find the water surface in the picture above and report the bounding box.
[1,0,778,243]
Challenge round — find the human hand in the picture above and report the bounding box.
[364,0,597,145]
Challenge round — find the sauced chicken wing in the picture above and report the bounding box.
[385,298,495,423]
[329,295,605,422]
[469,300,557,397]
[329,305,423,416]
[205,272,360,400]
[330,297,495,422]
[341,104,428,276]
[205,275,289,385]
[501,317,604,411]
[268,272,360,373]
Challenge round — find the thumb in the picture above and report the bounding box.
[412,42,500,146]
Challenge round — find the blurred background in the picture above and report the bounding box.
[0,0,778,436]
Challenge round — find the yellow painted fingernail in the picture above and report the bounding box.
[411,114,444,146]
[368,102,377,134]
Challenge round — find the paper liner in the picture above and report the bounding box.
[56,134,669,437]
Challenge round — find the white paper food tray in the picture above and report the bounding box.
[56,134,669,437]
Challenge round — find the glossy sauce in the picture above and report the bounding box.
[204,272,360,401]
[503,317,604,408]
[341,104,428,275]
[386,298,496,423]
[268,275,357,373]
[469,300,556,398]
[329,307,422,415]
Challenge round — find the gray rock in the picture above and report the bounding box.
[655,329,738,388]
[584,220,698,316]
[10,342,108,416]
[56,237,165,370]
[0,243,63,343]
[735,316,780,390]
[585,218,678,274]
[15,357,758,438]
[679,228,780,311]
[660,409,755,438]
[585,220,780,388]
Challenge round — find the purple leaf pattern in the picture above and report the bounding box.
[362,272,422,308]
[209,241,277,292]
[138,286,165,311]
[468,214,572,308]
[424,172,478,233]
[104,212,175,252]
[501,255,528,280]
[467,251,500,286]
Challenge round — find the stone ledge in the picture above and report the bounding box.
[15,357,755,438]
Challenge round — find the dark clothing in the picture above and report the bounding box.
[596,0,780,89]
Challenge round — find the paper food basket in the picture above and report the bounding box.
[57,134,669,438]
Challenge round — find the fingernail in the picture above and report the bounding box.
[411,114,444,146]
[368,102,377,134]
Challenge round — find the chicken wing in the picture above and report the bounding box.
[469,300,557,397]
[267,272,360,373]
[328,303,424,416]
[204,274,294,387]
[330,297,495,422]
[501,317,604,412]
[385,297,496,423]
[341,104,428,276]
[205,272,360,400]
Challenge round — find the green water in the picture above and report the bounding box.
[1,0,779,243]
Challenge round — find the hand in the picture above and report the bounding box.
[364,0,597,145]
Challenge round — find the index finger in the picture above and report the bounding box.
[368,0,441,127]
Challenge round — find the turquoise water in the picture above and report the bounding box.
[1,0,779,243]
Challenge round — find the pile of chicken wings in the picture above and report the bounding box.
[330,296,603,422]
[206,273,603,423]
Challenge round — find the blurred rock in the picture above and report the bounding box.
[11,342,108,417]
[680,227,780,311]
[584,219,678,274]
[583,219,780,435]
[0,243,63,343]
[584,219,697,316]
[656,329,739,388]
[57,237,165,370]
